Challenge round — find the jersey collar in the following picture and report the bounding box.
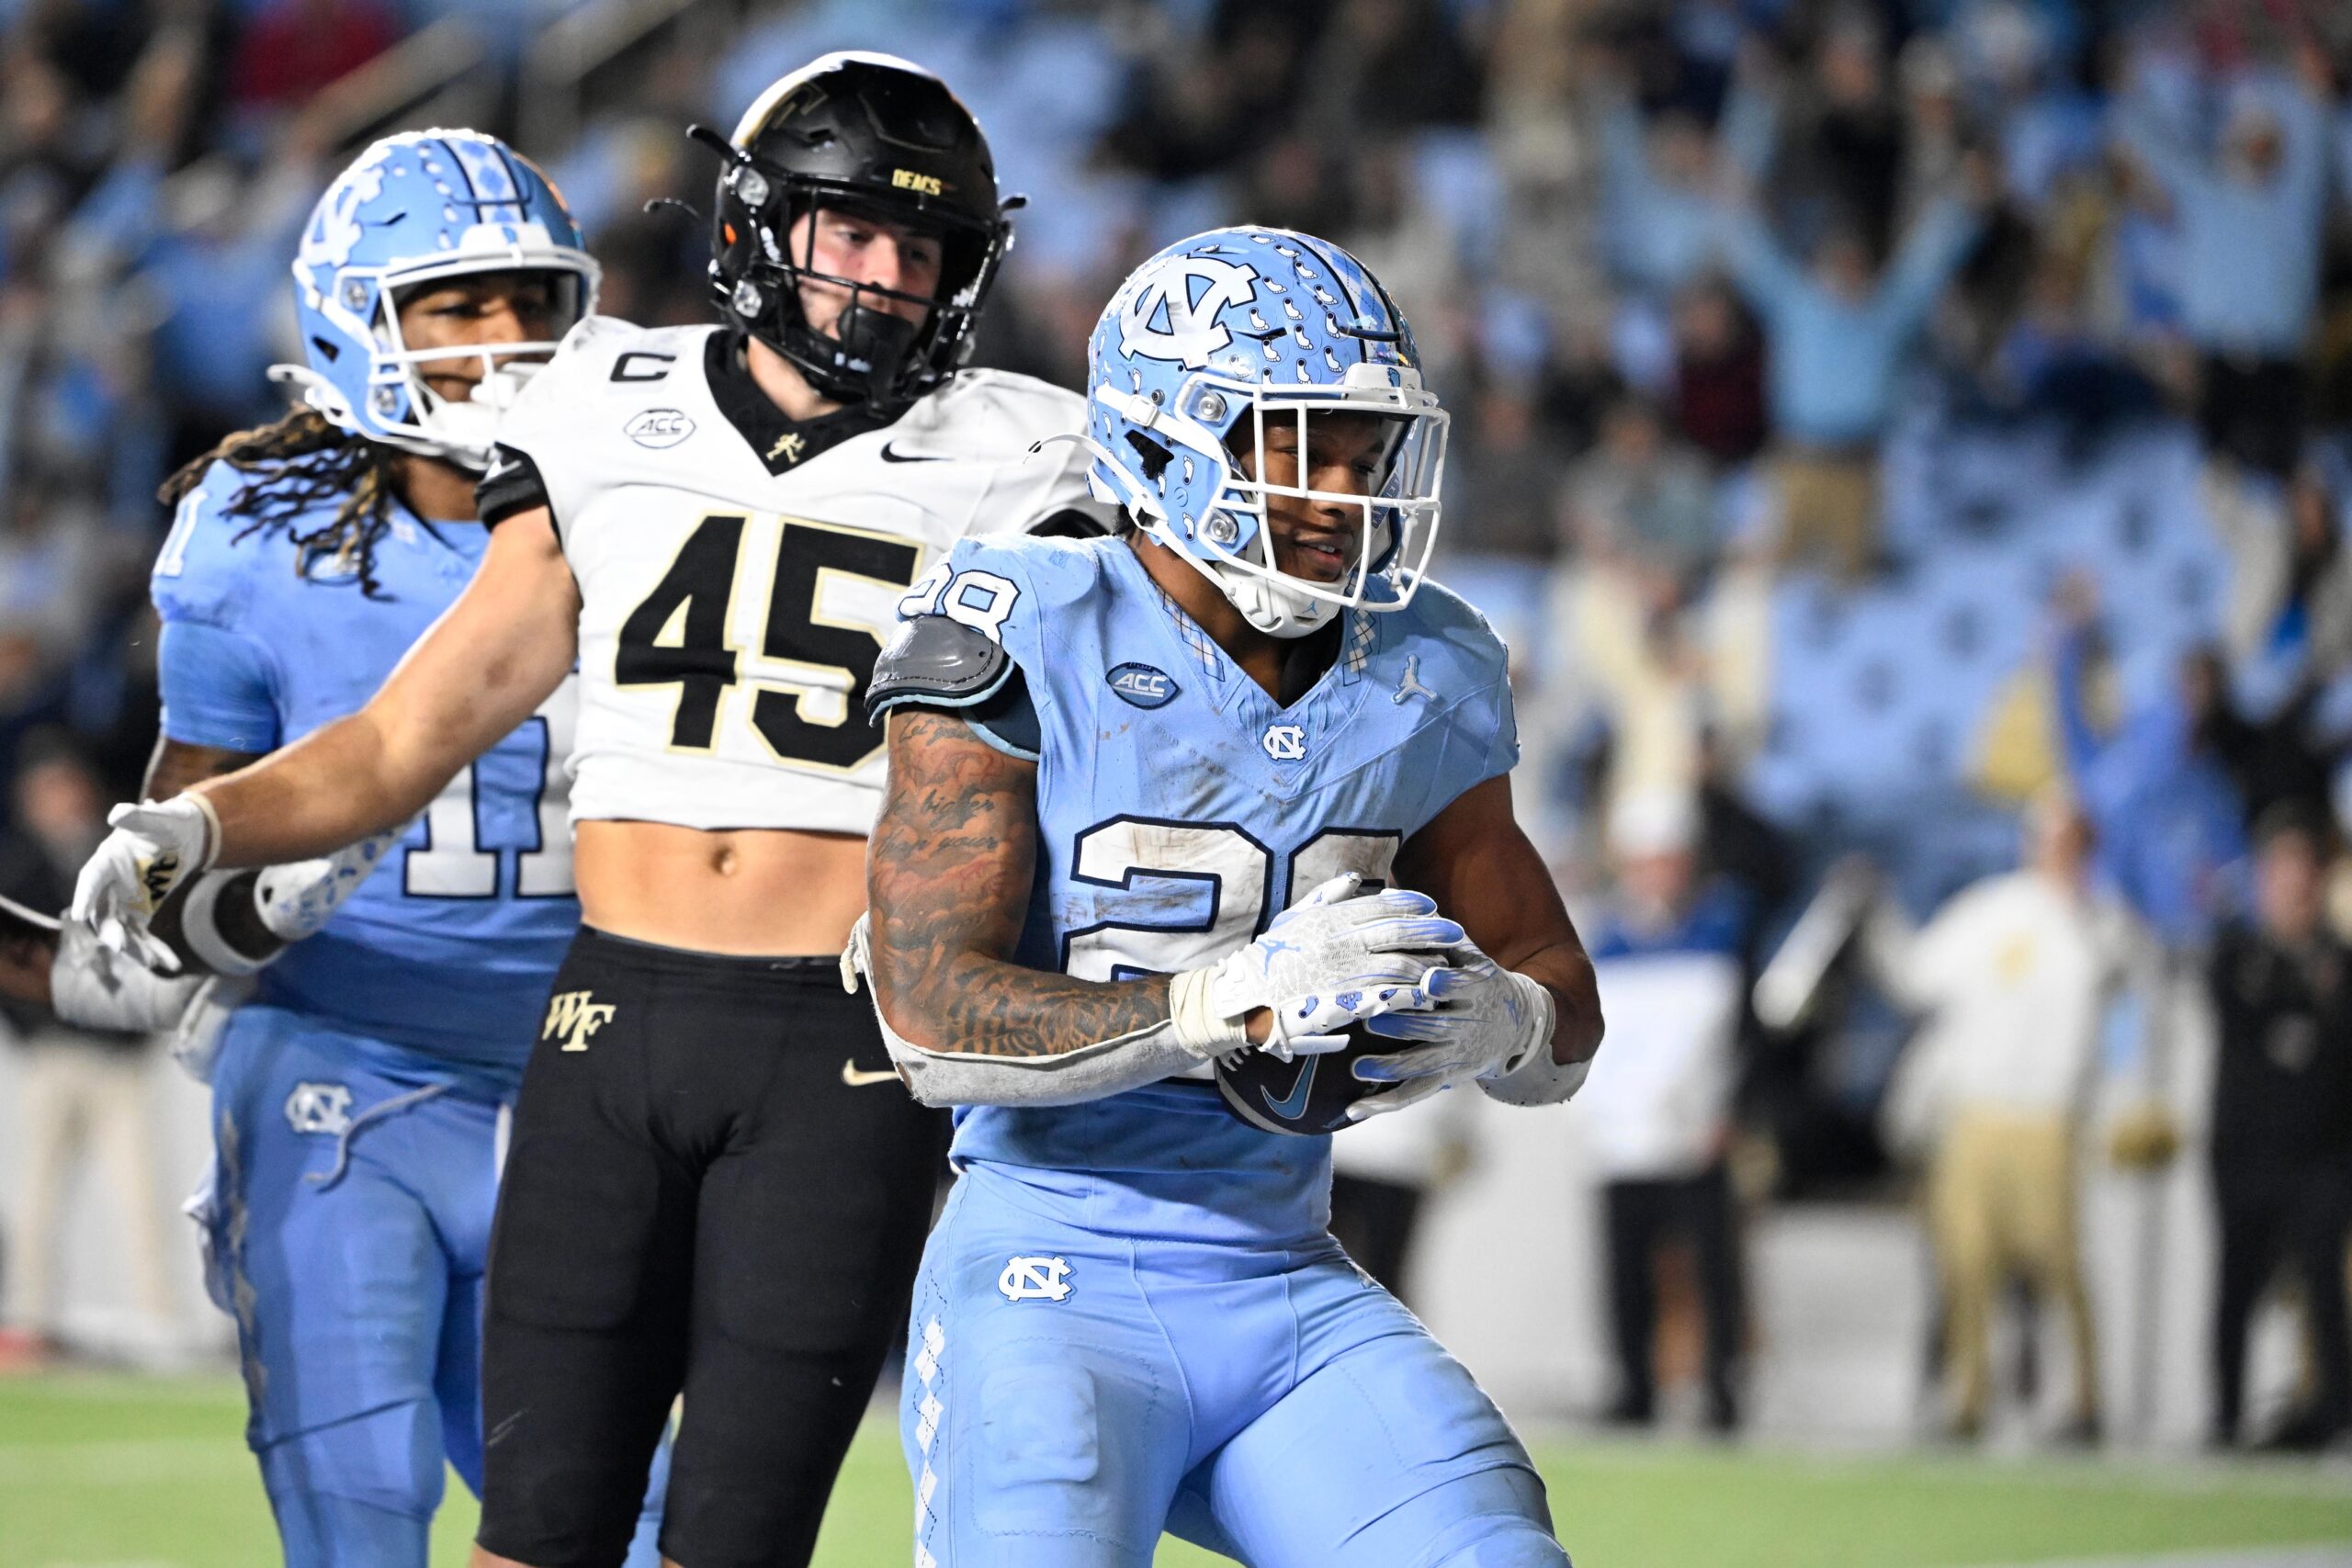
[1133,549,1357,716]
[706,331,893,477]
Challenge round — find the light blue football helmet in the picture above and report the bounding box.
[1082,227,1448,637]
[277,130,599,468]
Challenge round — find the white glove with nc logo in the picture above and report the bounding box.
[1170,873,1459,1060]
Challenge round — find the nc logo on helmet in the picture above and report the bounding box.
[296,152,392,299]
[1119,256,1259,369]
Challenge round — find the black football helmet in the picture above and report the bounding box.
[703,51,1016,413]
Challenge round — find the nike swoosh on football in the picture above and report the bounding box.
[841,1059,900,1088]
[878,442,949,463]
[1263,1056,1317,1121]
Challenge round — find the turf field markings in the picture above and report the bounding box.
[1964,1550,2352,1568]
[0,1373,244,1407]
[1527,1437,2352,1503]
[0,1436,250,1486]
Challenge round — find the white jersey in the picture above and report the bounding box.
[486,317,1099,834]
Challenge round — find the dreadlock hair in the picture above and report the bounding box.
[158,407,407,598]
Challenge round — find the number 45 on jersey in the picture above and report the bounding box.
[616,513,933,772]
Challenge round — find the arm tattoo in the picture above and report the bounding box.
[866,711,1173,1059]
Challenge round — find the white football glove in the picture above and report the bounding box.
[70,795,219,972]
[1347,944,1556,1120]
[1170,873,1460,1060]
[49,917,203,1034]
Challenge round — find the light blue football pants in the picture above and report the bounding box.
[199,1004,667,1568]
[901,1168,1567,1567]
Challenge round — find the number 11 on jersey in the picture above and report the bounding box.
[404,674,577,898]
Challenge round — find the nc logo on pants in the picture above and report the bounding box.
[544,990,616,1052]
[284,1082,353,1136]
[998,1255,1073,1303]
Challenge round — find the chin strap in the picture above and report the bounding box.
[265,360,527,473]
[1217,560,1342,639]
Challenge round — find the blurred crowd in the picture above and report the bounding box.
[3,0,2352,1450]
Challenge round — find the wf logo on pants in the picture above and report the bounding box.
[543,991,616,1052]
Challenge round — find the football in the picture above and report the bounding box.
[1214,1021,1418,1136]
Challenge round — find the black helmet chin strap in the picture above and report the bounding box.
[831,301,922,408]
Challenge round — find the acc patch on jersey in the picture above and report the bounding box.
[623,408,695,448]
[1105,662,1180,710]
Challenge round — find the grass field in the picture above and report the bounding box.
[4,1373,2351,1567]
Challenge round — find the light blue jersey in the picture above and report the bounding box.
[153,461,577,1089]
[157,461,663,1567]
[888,533,1563,1567]
[919,531,1515,1242]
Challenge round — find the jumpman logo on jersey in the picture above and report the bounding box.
[767,431,806,466]
[543,990,617,1052]
[1394,655,1439,705]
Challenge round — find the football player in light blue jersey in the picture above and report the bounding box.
[856,229,1605,1566]
[129,132,665,1568]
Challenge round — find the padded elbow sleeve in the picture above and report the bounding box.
[841,916,1201,1108]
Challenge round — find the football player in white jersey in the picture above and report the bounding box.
[74,52,1102,1568]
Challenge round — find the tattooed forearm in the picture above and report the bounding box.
[867,710,1173,1059]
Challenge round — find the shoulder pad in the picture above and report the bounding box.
[868,614,1012,722]
[496,321,717,533]
[894,372,1095,527]
[552,315,692,377]
[503,319,709,425]
[939,530,1111,610]
[931,369,1087,439]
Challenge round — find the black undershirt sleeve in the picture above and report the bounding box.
[475,445,553,528]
